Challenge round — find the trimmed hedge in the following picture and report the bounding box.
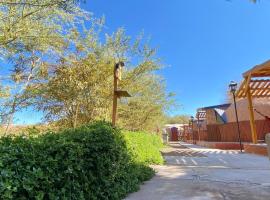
[124,131,164,165]
[0,122,160,200]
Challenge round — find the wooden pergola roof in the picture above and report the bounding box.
[236,60,270,99]
[196,110,206,120]
[243,60,270,78]
[236,79,270,98]
[235,60,270,144]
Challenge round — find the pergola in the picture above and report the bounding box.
[196,110,206,121]
[236,60,270,143]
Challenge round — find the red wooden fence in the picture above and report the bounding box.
[182,120,270,143]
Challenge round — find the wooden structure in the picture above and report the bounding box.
[206,120,270,142]
[196,111,205,141]
[236,60,270,143]
[197,104,230,125]
[196,110,206,122]
[112,62,131,126]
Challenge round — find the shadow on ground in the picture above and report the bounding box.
[125,142,270,200]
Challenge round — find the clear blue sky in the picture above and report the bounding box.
[14,0,270,124]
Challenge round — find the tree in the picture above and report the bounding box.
[0,0,89,133]
[29,28,174,131]
[165,115,190,124]
[0,1,175,132]
[0,0,87,57]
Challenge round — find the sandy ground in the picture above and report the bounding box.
[125,142,270,200]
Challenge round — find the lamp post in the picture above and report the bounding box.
[112,61,131,126]
[190,116,194,144]
[229,81,243,152]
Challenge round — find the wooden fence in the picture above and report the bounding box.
[182,120,270,143]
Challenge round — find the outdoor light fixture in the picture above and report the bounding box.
[190,116,195,144]
[112,61,131,126]
[229,81,237,93]
[115,61,125,80]
[229,81,243,152]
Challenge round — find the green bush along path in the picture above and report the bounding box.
[124,131,164,165]
[0,122,164,200]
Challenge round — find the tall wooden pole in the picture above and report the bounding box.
[112,67,118,126]
[191,120,194,144]
[243,75,257,143]
[247,87,258,144]
[198,123,201,141]
[111,61,129,126]
[197,116,201,141]
[232,92,243,152]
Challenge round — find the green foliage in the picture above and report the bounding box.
[0,0,90,133]
[124,131,164,165]
[165,115,190,124]
[0,0,174,133]
[0,121,159,200]
[0,0,87,56]
[31,28,174,132]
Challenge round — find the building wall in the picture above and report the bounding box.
[206,109,217,124]
[225,98,270,122]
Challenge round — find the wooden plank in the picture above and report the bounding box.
[251,79,269,83]
[236,79,246,98]
[244,75,252,95]
[246,87,258,144]
[243,61,270,78]
[112,71,118,126]
[256,81,268,96]
[237,78,270,98]
[251,81,261,96]
[115,90,131,98]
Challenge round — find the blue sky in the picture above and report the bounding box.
[14,0,270,123]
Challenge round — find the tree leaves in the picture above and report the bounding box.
[0,1,174,132]
[29,28,174,131]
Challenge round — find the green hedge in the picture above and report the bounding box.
[124,131,164,165]
[0,122,161,200]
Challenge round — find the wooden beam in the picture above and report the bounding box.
[243,60,270,78]
[236,79,246,98]
[244,74,252,95]
[251,79,269,83]
[246,86,258,144]
[236,79,270,98]
[112,71,118,126]
[115,90,131,98]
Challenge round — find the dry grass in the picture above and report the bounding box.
[0,124,59,137]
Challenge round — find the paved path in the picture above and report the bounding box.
[125,142,270,200]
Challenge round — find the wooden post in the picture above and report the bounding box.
[247,86,258,144]
[198,124,201,141]
[197,116,201,141]
[112,67,118,126]
[191,121,194,144]
[112,62,127,126]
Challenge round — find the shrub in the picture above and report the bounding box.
[0,122,156,200]
[124,131,164,165]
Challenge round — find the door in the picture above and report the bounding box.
[171,127,179,141]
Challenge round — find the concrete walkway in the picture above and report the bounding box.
[125,142,270,200]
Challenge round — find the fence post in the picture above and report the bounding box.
[266,133,270,160]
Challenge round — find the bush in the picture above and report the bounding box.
[0,122,157,200]
[124,131,164,165]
